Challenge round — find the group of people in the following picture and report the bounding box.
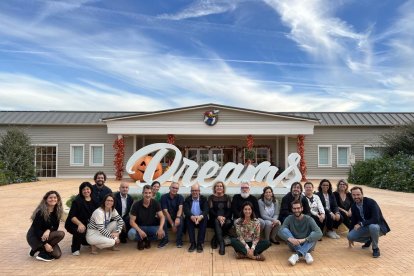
[27,171,390,265]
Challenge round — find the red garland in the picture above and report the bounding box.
[167,134,176,144]
[246,135,254,149]
[297,135,307,181]
[113,137,125,180]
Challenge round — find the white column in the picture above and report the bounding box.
[276,137,279,165]
[284,136,288,169]
[133,135,137,152]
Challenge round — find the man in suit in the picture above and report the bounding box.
[184,184,209,253]
[347,186,390,258]
[114,182,134,243]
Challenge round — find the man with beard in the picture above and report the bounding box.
[279,182,310,224]
[347,186,390,258]
[231,181,264,230]
[278,200,322,266]
[91,171,112,205]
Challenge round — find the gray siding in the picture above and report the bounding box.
[304,126,391,178]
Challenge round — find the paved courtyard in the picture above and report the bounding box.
[1,178,413,275]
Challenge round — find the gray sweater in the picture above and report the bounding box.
[278,214,322,242]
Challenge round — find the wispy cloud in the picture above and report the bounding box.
[157,0,238,20]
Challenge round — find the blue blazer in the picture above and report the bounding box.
[350,197,390,234]
[114,192,134,219]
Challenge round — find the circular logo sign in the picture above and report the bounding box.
[203,110,219,126]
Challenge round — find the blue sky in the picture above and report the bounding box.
[0,0,413,112]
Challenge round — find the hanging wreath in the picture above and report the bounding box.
[297,135,307,181]
[113,137,125,180]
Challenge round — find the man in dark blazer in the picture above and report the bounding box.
[347,186,390,258]
[184,184,209,253]
[114,182,134,243]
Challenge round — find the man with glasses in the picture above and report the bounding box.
[278,200,323,266]
[231,181,265,230]
[184,184,209,253]
[160,182,184,248]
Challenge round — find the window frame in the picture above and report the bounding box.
[363,145,381,161]
[70,144,85,166]
[89,144,104,167]
[318,145,332,167]
[337,145,351,167]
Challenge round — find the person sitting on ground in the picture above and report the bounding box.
[65,182,97,256]
[316,179,342,239]
[258,186,281,244]
[279,182,310,223]
[160,182,184,248]
[347,186,390,258]
[278,200,323,266]
[91,171,112,206]
[303,182,325,233]
[86,194,124,254]
[231,181,265,230]
[184,184,209,253]
[208,181,232,255]
[114,182,134,243]
[151,181,161,202]
[128,185,166,250]
[333,179,353,230]
[27,190,65,262]
[231,202,271,261]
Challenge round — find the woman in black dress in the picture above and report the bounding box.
[333,179,354,230]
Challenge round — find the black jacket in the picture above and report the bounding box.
[350,197,390,234]
[231,194,261,220]
[114,192,134,219]
[316,192,340,214]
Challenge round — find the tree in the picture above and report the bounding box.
[380,122,414,157]
[0,128,36,183]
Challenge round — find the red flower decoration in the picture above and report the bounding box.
[167,134,175,144]
[297,135,307,181]
[247,135,254,150]
[113,137,125,180]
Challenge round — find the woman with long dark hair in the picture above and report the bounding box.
[27,190,65,262]
[65,182,97,256]
[317,179,342,239]
[258,186,281,243]
[208,181,232,255]
[230,202,270,261]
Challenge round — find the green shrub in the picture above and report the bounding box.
[349,153,414,192]
[0,161,7,185]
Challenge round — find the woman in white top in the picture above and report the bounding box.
[258,186,281,244]
[86,194,124,254]
[303,182,325,233]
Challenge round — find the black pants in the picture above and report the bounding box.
[27,228,65,259]
[310,214,325,233]
[66,225,89,253]
[339,210,352,230]
[324,209,343,231]
[213,218,232,244]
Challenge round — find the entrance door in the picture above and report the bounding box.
[186,148,230,176]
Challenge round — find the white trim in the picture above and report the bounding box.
[106,121,315,135]
[363,145,382,160]
[284,136,288,169]
[89,144,104,167]
[318,145,332,167]
[70,144,85,166]
[337,145,351,167]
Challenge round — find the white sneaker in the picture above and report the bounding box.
[305,253,314,264]
[334,232,340,239]
[288,254,299,266]
[72,250,80,256]
[327,231,337,239]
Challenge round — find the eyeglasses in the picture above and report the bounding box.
[105,199,114,202]
[191,190,200,192]
[171,187,179,190]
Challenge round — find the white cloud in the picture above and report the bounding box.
[157,0,238,20]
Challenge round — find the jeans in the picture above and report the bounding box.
[347,224,384,249]
[128,226,165,242]
[164,216,184,245]
[280,228,316,256]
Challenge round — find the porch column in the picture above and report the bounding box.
[284,136,288,169]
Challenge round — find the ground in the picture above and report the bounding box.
[1,179,413,275]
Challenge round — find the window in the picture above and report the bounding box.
[34,145,57,177]
[337,145,351,167]
[90,144,104,166]
[70,144,84,166]
[243,147,270,164]
[364,146,381,160]
[318,145,332,167]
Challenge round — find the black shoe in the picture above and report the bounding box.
[137,240,145,250]
[157,239,169,248]
[120,237,127,244]
[188,243,196,252]
[373,248,380,258]
[196,243,203,253]
[219,242,225,255]
[270,239,280,245]
[362,239,372,249]
[211,236,217,249]
[144,238,151,249]
[29,249,37,257]
[36,252,53,262]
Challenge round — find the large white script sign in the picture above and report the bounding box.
[126,143,302,188]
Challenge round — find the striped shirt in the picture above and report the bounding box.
[87,207,124,238]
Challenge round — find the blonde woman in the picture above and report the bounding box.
[27,191,65,262]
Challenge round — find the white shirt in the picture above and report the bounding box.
[120,194,128,217]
